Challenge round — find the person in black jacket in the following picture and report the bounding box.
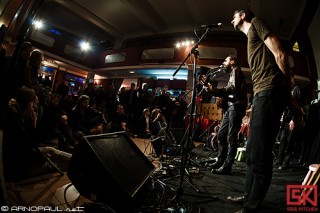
[201,55,247,175]
[3,87,71,181]
[68,95,105,140]
[277,74,304,169]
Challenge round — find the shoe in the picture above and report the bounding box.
[227,195,245,205]
[211,165,232,175]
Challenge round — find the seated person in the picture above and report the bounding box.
[150,108,167,136]
[2,87,71,181]
[136,108,152,138]
[68,95,105,140]
[37,93,74,152]
[106,104,128,133]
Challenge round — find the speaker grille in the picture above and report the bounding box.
[67,131,155,205]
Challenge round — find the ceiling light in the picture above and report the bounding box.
[175,39,195,48]
[129,71,135,74]
[33,20,43,29]
[80,41,90,51]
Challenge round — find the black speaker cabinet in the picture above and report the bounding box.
[67,131,155,210]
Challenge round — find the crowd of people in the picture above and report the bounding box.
[0,37,190,181]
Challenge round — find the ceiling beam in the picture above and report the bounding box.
[119,0,168,33]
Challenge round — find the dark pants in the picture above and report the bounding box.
[217,104,245,167]
[244,90,287,210]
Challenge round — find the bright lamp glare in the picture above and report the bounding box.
[175,39,195,48]
[80,41,90,51]
[33,20,43,29]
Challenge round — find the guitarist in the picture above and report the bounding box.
[200,55,247,174]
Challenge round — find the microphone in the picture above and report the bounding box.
[199,23,223,29]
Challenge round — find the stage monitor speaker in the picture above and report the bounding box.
[67,131,155,210]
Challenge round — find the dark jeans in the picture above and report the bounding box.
[217,104,245,166]
[244,89,287,210]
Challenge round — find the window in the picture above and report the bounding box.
[30,31,55,47]
[105,52,126,63]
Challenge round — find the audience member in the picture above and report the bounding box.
[277,73,304,170]
[125,83,138,132]
[137,108,152,138]
[105,84,118,122]
[68,95,105,141]
[37,93,74,152]
[56,81,70,99]
[150,108,167,136]
[137,83,152,117]
[24,49,44,90]
[106,104,128,133]
[170,93,188,129]
[2,87,71,181]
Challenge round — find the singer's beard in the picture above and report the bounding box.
[224,66,232,73]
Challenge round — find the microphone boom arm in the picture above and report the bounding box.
[172,27,211,77]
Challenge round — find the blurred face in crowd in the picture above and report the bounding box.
[117,105,124,115]
[20,47,32,61]
[51,96,60,107]
[81,99,89,109]
[144,109,150,117]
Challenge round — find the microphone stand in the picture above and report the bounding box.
[171,26,212,198]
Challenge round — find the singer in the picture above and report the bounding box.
[200,55,247,174]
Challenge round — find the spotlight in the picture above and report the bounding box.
[80,41,90,51]
[33,20,43,29]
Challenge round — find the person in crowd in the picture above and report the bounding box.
[137,83,152,117]
[118,86,127,107]
[277,74,304,170]
[201,55,247,175]
[83,82,96,99]
[56,81,70,100]
[154,90,171,123]
[238,107,252,147]
[94,85,106,114]
[227,9,292,212]
[1,41,32,112]
[37,93,75,152]
[2,87,71,181]
[24,49,44,90]
[299,98,320,166]
[106,104,128,133]
[137,108,152,138]
[105,84,118,123]
[150,108,167,136]
[170,93,188,129]
[68,95,105,141]
[125,83,138,132]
